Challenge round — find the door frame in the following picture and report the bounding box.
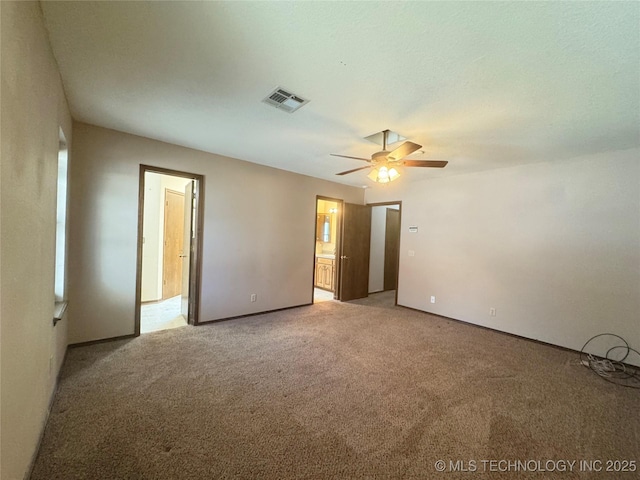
[135,165,205,335]
[366,201,402,306]
[312,196,344,302]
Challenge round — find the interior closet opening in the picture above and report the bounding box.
[368,202,401,305]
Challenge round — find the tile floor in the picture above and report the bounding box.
[140,295,188,334]
[313,288,335,303]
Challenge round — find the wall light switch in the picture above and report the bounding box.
[250,294,257,302]
[430,296,436,304]
[408,250,415,257]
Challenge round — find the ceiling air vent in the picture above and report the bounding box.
[262,87,309,113]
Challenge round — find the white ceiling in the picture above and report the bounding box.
[41,1,639,188]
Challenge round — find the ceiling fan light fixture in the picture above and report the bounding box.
[333,129,446,180]
[388,167,401,181]
[367,168,379,182]
[367,165,401,184]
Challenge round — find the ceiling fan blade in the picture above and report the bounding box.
[402,160,448,168]
[330,154,371,162]
[336,166,372,176]
[387,141,422,161]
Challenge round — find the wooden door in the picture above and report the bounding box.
[181,181,193,320]
[339,203,371,301]
[384,208,401,291]
[162,189,185,299]
[327,261,335,291]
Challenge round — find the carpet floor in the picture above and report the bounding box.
[31,292,639,479]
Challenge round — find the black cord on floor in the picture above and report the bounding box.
[580,333,640,389]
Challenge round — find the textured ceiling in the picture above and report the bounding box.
[41,1,639,187]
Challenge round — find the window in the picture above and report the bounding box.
[54,129,68,322]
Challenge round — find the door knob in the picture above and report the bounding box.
[179,254,188,258]
[340,255,349,259]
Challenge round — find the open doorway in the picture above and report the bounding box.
[313,197,342,303]
[310,200,400,305]
[135,166,204,335]
[368,202,401,305]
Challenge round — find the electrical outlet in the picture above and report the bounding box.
[489,307,496,317]
[250,294,257,303]
[430,296,436,304]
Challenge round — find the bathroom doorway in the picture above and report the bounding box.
[313,197,342,303]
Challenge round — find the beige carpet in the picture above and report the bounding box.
[31,292,639,479]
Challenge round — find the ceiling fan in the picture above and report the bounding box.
[331,129,448,183]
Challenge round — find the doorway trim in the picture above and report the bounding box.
[135,165,205,336]
[312,196,344,302]
[366,201,402,306]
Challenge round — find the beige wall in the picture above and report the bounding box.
[68,123,364,343]
[1,2,73,479]
[141,173,162,301]
[366,149,640,363]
